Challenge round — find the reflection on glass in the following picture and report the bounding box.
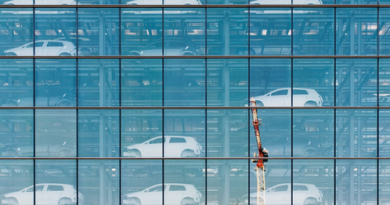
[79,0,118,4]
[336,59,377,107]
[208,0,244,4]
[379,59,390,107]
[293,58,333,106]
[35,0,76,4]
[2,0,33,4]
[207,109,248,157]
[122,0,203,4]
[0,110,33,157]
[250,59,291,107]
[35,8,77,56]
[380,110,390,157]
[78,8,120,56]
[78,59,119,107]
[336,8,377,55]
[121,160,162,205]
[121,8,162,56]
[121,59,162,106]
[121,109,162,158]
[380,9,390,54]
[35,110,76,158]
[293,8,334,55]
[336,0,375,5]
[164,160,205,205]
[164,110,205,158]
[207,59,248,107]
[293,160,333,205]
[379,160,390,204]
[293,109,334,157]
[35,59,76,107]
[336,159,377,205]
[78,160,119,205]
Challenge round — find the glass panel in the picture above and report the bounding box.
[2,0,32,4]
[35,59,76,107]
[164,160,205,205]
[35,160,77,205]
[35,0,76,4]
[207,59,248,107]
[293,160,334,205]
[293,0,326,4]
[336,0,375,5]
[79,160,119,205]
[336,159,377,205]
[78,59,120,107]
[379,59,390,106]
[293,58,334,107]
[78,8,120,56]
[164,8,205,56]
[79,0,119,4]
[336,109,377,157]
[121,109,162,158]
[164,109,205,158]
[207,109,248,157]
[35,109,76,158]
[0,110,33,157]
[164,59,205,107]
[78,109,120,157]
[207,8,248,56]
[207,160,248,205]
[121,8,162,56]
[121,160,162,205]
[0,160,33,205]
[209,0,245,4]
[35,8,77,56]
[380,8,390,54]
[336,8,377,56]
[380,110,390,157]
[293,109,334,157]
[250,109,291,157]
[379,160,390,204]
[250,8,291,56]
[121,59,162,107]
[336,59,377,107]
[293,8,334,55]
[250,59,291,107]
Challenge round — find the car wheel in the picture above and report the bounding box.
[8,198,19,205]
[128,150,142,158]
[6,53,17,56]
[58,198,72,205]
[127,197,141,205]
[57,101,72,107]
[181,52,195,56]
[57,150,70,157]
[304,101,318,107]
[180,197,197,205]
[59,53,71,56]
[302,149,316,157]
[181,150,196,158]
[303,197,320,205]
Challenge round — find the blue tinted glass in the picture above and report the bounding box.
[121,0,162,4]
[336,109,377,157]
[209,0,245,4]
[336,59,377,107]
[250,8,291,55]
[250,59,291,107]
[380,59,390,106]
[250,109,291,157]
[164,59,205,107]
[164,8,204,56]
[0,160,33,205]
[121,59,162,106]
[164,109,205,158]
[380,160,390,204]
[121,9,162,56]
[380,110,390,157]
[294,0,329,3]
[207,59,248,107]
[121,109,162,158]
[35,160,77,205]
[336,0,375,4]
[35,110,76,158]
[293,109,334,157]
[207,109,248,157]
[336,159,377,204]
[121,160,162,205]
[79,0,119,4]
[380,10,390,55]
[0,59,33,107]
[0,110,33,157]
[78,8,119,56]
[35,8,77,56]
[336,8,377,55]
[78,109,120,157]
[35,59,76,107]
[293,160,334,205]
[164,160,205,205]
[293,58,334,107]
[78,59,119,107]
[207,160,248,204]
[78,160,119,205]
[35,0,76,4]
[293,8,334,55]
[207,8,248,56]
[0,9,33,56]
[2,0,32,4]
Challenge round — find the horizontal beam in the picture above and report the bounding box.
[0,106,388,109]
[0,157,388,159]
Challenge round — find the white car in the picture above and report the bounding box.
[122,136,202,158]
[0,183,84,205]
[4,40,77,56]
[4,0,76,5]
[246,183,322,205]
[123,183,202,205]
[251,88,323,107]
[250,0,322,4]
[126,0,201,5]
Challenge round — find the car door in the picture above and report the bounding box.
[165,185,186,205]
[292,89,309,107]
[142,185,164,205]
[263,89,290,106]
[44,185,65,205]
[292,185,309,205]
[141,137,163,157]
[164,137,187,157]
[45,41,64,56]
[265,185,289,205]
[34,41,45,56]
[18,42,34,56]
[15,186,35,205]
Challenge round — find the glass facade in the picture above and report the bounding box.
[0,1,388,205]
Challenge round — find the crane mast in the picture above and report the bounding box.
[250,97,268,205]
